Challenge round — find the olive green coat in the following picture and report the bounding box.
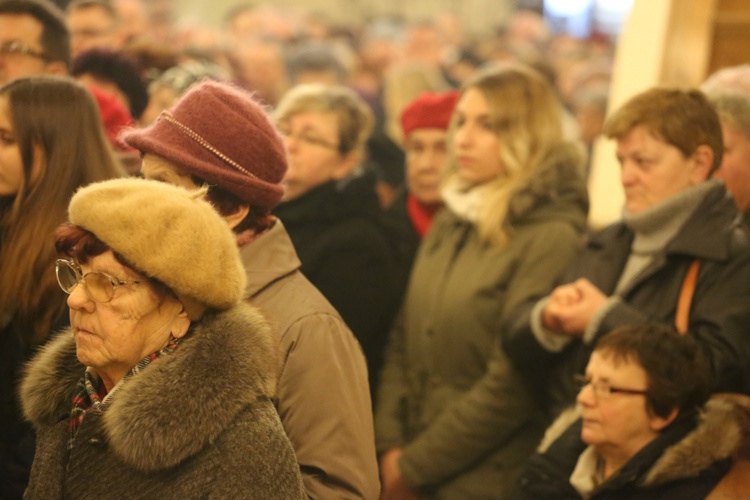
[375,143,589,499]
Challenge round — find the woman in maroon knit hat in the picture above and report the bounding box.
[121,80,379,500]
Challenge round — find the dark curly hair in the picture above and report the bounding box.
[595,324,711,419]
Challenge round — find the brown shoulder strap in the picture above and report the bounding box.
[675,259,701,335]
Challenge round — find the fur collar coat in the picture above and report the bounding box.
[515,395,749,499]
[21,303,305,499]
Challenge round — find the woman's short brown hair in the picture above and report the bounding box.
[604,88,723,174]
[595,324,711,419]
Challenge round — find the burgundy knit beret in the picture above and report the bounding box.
[122,81,287,209]
[400,90,461,138]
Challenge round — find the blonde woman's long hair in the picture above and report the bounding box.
[0,77,124,343]
[445,64,564,247]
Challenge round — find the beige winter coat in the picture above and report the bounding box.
[242,220,380,499]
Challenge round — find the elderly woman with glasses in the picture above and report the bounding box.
[515,324,746,499]
[20,178,305,498]
[273,83,398,395]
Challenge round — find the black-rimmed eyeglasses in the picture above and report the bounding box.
[574,374,649,399]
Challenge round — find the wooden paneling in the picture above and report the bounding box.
[707,0,750,76]
[660,0,717,87]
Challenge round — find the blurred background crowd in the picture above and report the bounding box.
[47,0,620,191]
[5,0,750,498]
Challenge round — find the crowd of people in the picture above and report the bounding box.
[1,0,750,498]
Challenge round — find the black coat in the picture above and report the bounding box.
[274,174,399,392]
[1,309,68,500]
[504,182,750,414]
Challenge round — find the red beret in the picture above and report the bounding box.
[87,85,134,151]
[401,90,461,138]
[122,81,287,209]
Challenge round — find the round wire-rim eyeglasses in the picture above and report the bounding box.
[55,258,149,303]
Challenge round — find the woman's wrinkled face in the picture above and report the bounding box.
[616,125,708,214]
[0,95,41,195]
[67,249,188,383]
[405,128,449,206]
[577,351,671,462]
[452,88,504,185]
[277,110,355,201]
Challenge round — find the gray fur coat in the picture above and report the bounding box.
[21,303,306,499]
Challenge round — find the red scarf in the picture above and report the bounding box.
[406,194,440,239]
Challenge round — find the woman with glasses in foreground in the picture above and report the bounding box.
[20,178,305,498]
[515,324,747,499]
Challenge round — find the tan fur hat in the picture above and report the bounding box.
[68,178,246,319]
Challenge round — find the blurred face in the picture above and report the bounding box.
[617,125,709,214]
[577,351,670,463]
[404,25,442,65]
[66,250,188,387]
[575,103,605,146]
[141,154,249,232]
[231,42,285,105]
[294,69,340,87]
[141,154,199,190]
[113,0,148,43]
[714,123,750,212]
[405,128,448,206]
[68,6,122,58]
[0,95,42,195]
[278,110,355,201]
[453,88,504,185]
[0,14,52,85]
[140,85,178,126]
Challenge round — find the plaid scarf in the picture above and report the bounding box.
[68,336,181,449]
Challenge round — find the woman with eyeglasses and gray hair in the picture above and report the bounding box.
[515,324,749,499]
[273,83,399,397]
[20,178,305,498]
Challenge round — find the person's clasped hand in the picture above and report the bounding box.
[543,278,608,337]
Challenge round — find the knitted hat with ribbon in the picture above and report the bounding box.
[122,81,287,209]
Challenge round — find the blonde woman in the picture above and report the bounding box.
[375,64,588,499]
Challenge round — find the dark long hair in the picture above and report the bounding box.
[0,76,124,342]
